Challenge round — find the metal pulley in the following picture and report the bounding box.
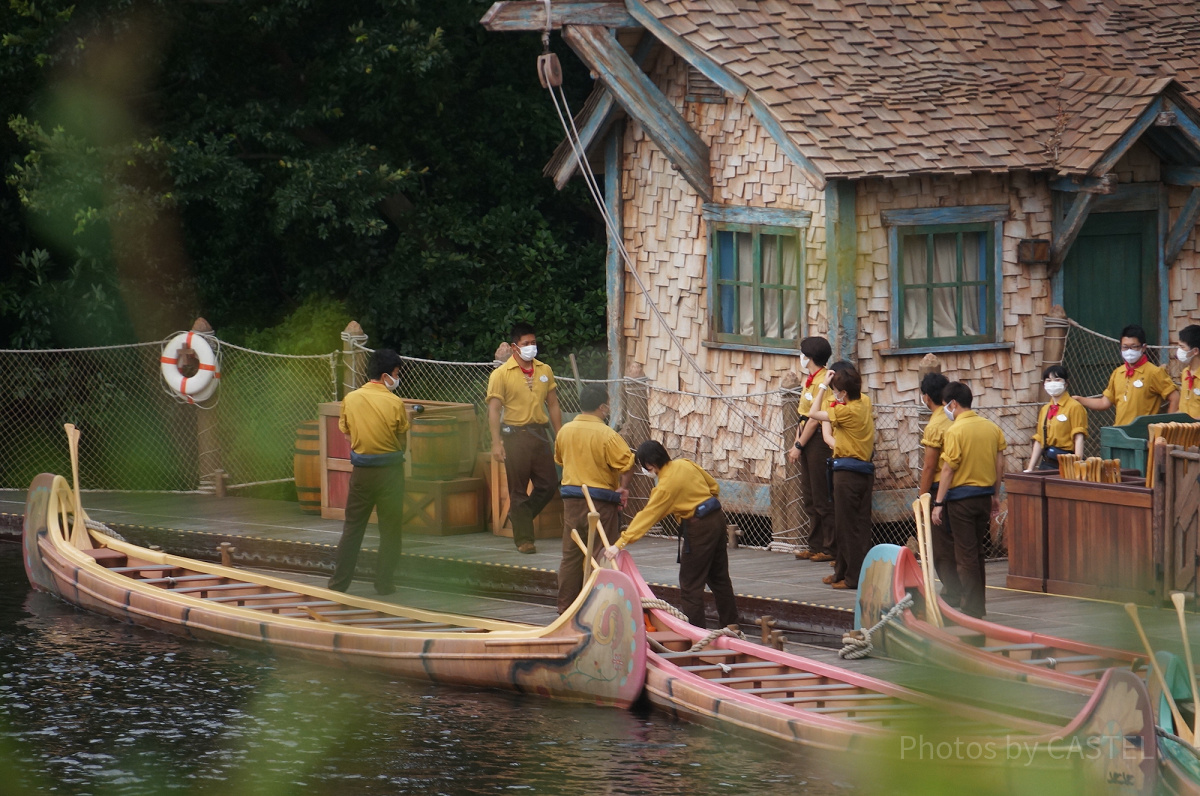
[537,52,563,88]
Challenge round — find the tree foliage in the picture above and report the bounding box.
[1,0,606,367]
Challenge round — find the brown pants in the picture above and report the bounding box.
[328,464,404,593]
[557,496,623,613]
[678,510,739,629]
[502,426,559,547]
[799,434,835,556]
[942,495,992,618]
[831,469,873,588]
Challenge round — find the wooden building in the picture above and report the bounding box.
[483,0,1200,514]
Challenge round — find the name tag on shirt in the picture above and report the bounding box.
[1056,414,1068,422]
[1133,380,1143,388]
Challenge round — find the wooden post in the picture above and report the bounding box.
[191,317,225,496]
[604,122,625,426]
[619,362,652,520]
[1153,439,1168,602]
[773,370,803,548]
[340,321,368,399]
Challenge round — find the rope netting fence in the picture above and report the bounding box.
[0,320,1182,557]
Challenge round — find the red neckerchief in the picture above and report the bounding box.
[830,399,846,407]
[804,368,823,389]
[1048,402,1059,419]
[1187,369,1196,391]
[1124,355,1148,378]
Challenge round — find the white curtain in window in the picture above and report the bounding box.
[960,232,983,336]
[931,233,958,337]
[902,235,928,339]
[737,232,754,336]
[780,236,799,339]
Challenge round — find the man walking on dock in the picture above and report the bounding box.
[329,348,409,595]
[487,323,563,554]
[554,384,633,612]
[931,383,1006,618]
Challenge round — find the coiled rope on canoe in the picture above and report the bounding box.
[838,593,914,660]
[641,597,746,654]
[84,518,127,543]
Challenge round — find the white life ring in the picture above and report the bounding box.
[161,331,219,398]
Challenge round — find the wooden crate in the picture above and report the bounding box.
[403,477,486,535]
[1004,471,1054,592]
[483,454,564,540]
[1045,477,1156,604]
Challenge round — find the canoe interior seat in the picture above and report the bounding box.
[979,643,1048,655]
[203,591,303,603]
[744,682,859,696]
[660,649,740,659]
[112,564,181,574]
[712,672,821,686]
[244,600,340,612]
[1026,654,1104,668]
[682,660,780,673]
[83,548,128,568]
[940,625,987,646]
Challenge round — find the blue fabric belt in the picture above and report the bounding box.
[830,457,875,474]
[693,496,721,519]
[560,485,622,504]
[945,484,995,502]
[350,450,405,468]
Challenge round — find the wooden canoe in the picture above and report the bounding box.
[615,551,1157,793]
[1149,652,1200,796]
[22,472,646,707]
[854,543,1144,695]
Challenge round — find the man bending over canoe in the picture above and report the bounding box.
[554,384,633,613]
[604,441,738,630]
[328,348,408,595]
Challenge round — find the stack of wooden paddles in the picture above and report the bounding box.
[1054,454,1122,483]
[1145,421,1200,488]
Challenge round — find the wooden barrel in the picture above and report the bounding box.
[410,416,460,481]
[294,421,321,514]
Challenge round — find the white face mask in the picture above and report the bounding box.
[799,354,810,370]
[518,344,538,361]
[1178,347,1195,364]
[944,405,955,421]
[1121,348,1143,365]
[382,373,400,392]
[1044,380,1065,398]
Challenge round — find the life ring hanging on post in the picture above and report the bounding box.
[161,331,221,404]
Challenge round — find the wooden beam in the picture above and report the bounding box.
[1049,191,1096,272]
[701,204,812,227]
[550,34,657,190]
[480,2,637,31]
[1166,187,1200,266]
[880,205,1008,226]
[825,180,858,362]
[1165,100,1200,153]
[562,25,712,202]
[1163,165,1200,187]
[604,122,625,419]
[624,0,746,101]
[1090,97,1163,177]
[1050,174,1117,194]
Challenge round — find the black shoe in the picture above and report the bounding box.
[517,543,537,554]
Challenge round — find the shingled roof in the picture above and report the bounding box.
[634,0,1200,180]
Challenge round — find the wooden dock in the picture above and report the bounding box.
[3,489,1199,659]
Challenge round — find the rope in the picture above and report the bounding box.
[838,593,914,660]
[84,518,126,543]
[686,626,746,653]
[641,597,687,621]
[1156,726,1200,756]
[640,597,746,652]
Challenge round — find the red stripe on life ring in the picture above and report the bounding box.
[185,331,194,348]
[180,376,188,394]
[160,357,178,364]
[198,363,216,371]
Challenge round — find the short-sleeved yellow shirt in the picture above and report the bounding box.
[920,405,952,473]
[485,356,556,426]
[339,382,410,455]
[828,396,874,462]
[1180,367,1200,419]
[554,414,634,491]
[942,409,1007,489]
[617,458,719,548]
[1032,393,1088,449]
[795,367,827,418]
[1102,359,1177,426]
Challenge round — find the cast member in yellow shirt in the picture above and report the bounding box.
[1177,325,1200,419]
[604,441,738,629]
[785,336,836,564]
[931,383,1006,618]
[554,384,634,612]
[1025,365,1087,472]
[918,372,951,497]
[1076,323,1178,425]
[329,349,409,595]
[809,365,874,590]
[486,322,563,554]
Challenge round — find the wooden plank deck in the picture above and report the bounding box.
[4,489,1199,660]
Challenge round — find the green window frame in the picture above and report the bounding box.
[709,223,805,348]
[895,222,997,348]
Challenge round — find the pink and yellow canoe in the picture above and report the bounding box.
[23,472,646,707]
[616,550,1157,794]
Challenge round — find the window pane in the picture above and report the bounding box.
[932,287,957,337]
[962,284,983,336]
[737,232,753,282]
[962,231,984,281]
[762,288,781,338]
[902,235,927,286]
[739,285,754,336]
[781,237,800,338]
[932,234,957,283]
[717,231,735,280]
[762,235,780,284]
[903,288,928,340]
[719,284,736,333]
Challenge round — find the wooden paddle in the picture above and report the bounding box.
[570,529,601,573]
[913,493,943,628]
[1125,602,1194,745]
[580,485,616,568]
[1170,592,1200,742]
[63,423,91,550]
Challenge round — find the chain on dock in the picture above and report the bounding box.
[838,593,914,660]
